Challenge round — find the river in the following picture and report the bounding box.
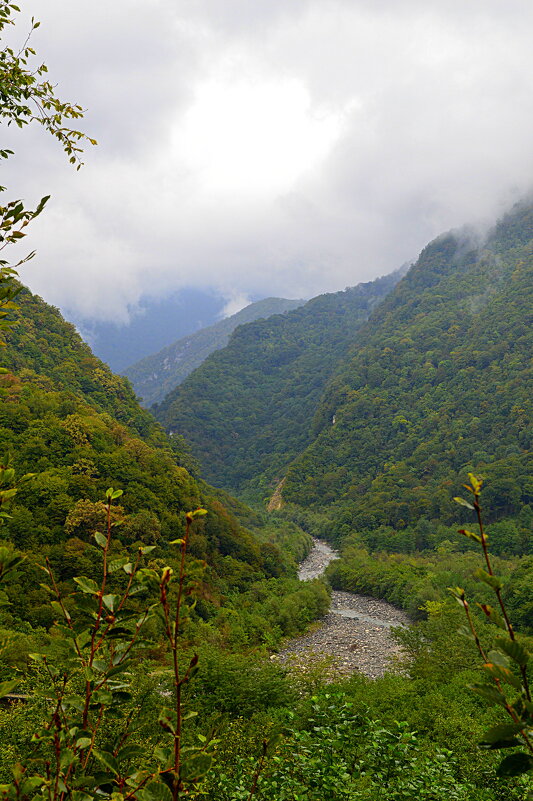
[275,538,410,678]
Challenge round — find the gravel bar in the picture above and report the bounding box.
[274,539,410,678]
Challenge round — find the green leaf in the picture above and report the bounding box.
[20,777,46,794]
[111,489,123,499]
[158,708,176,734]
[63,695,85,713]
[74,576,100,595]
[154,746,172,766]
[469,683,508,706]
[137,780,173,801]
[140,545,156,555]
[487,649,510,668]
[189,508,207,518]
[467,473,483,493]
[60,750,78,770]
[496,752,533,777]
[117,744,145,762]
[475,568,502,590]
[453,496,474,510]
[494,637,529,667]
[108,557,129,574]
[92,690,113,706]
[478,604,507,629]
[106,663,130,679]
[479,723,525,749]
[484,662,522,691]
[71,792,95,801]
[29,653,43,663]
[0,679,18,698]
[94,749,119,775]
[93,531,107,549]
[458,528,482,543]
[180,753,213,782]
[50,600,71,621]
[103,594,119,612]
[76,737,92,749]
[74,595,99,618]
[448,586,465,606]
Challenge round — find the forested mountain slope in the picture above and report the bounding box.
[154,272,402,497]
[0,286,315,630]
[281,201,532,536]
[124,296,304,407]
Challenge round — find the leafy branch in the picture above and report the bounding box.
[450,474,532,778]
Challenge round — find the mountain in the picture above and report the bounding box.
[280,201,532,536]
[154,272,402,497]
[154,201,531,557]
[68,287,230,372]
[0,284,313,630]
[124,297,305,407]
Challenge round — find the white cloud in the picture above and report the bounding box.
[3,0,533,320]
[220,293,252,318]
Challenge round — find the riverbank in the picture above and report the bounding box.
[274,538,410,678]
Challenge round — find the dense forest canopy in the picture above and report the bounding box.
[282,202,532,538]
[0,285,324,632]
[125,297,305,408]
[154,271,402,498]
[154,202,531,562]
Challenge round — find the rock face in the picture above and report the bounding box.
[275,539,410,679]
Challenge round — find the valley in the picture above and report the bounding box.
[0,201,531,798]
[276,538,409,678]
[1,4,532,797]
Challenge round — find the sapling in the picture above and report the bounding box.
[450,474,532,779]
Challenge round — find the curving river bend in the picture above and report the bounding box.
[275,539,410,678]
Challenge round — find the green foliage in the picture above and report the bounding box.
[278,205,532,539]
[449,476,532,779]
[154,273,401,498]
[325,540,523,622]
[0,8,531,791]
[0,286,314,629]
[206,690,517,800]
[126,297,306,408]
[0,494,217,799]
[0,1,95,166]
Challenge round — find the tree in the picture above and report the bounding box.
[0,0,94,514]
[0,0,95,334]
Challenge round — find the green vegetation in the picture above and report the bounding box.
[125,297,305,408]
[1,286,531,796]
[1,477,532,799]
[281,204,532,541]
[155,271,401,498]
[0,4,531,795]
[0,284,329,648]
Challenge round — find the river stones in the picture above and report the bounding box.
[275,539,410,679]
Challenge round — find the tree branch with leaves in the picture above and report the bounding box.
[450,474,532,779]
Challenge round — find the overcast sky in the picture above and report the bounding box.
[4,0,533,322]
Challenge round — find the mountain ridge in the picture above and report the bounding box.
[154,271,403,497]
[124,296,305,407]
[281,201,532,536]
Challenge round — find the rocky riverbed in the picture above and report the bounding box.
[274,539,410,679]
